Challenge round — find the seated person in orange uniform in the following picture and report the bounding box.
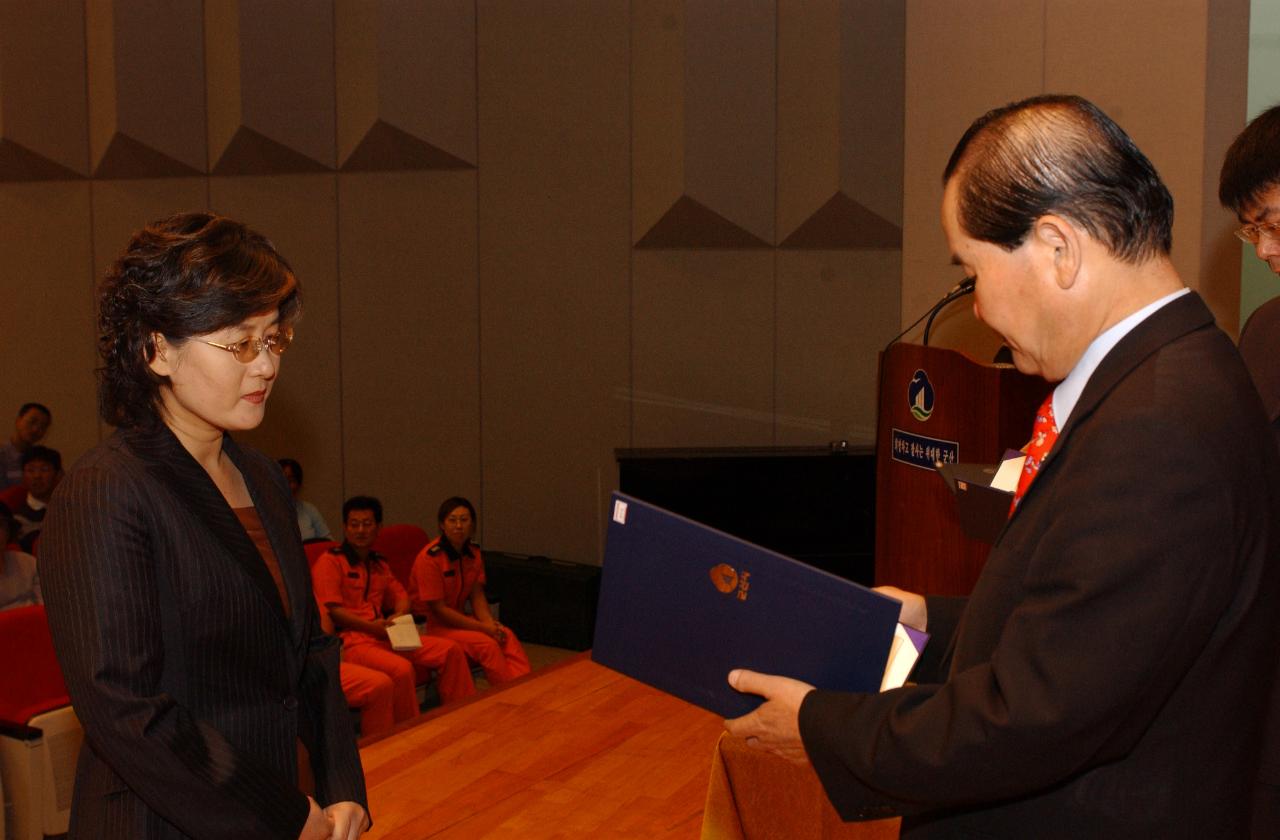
[312,495,476,715]
[410,496,530,685]
[314,591,397,738]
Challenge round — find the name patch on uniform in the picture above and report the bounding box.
[890,428,959,471]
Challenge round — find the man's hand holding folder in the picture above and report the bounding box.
[725,585,928,764]
[724,670,815,765]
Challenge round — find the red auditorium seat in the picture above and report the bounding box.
[372,524,431,590]
[305,539,339,567]
[0,605,82,839]
[0,483,25,512]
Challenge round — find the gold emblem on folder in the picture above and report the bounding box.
[710,563,737,594]
[710,564,751,601]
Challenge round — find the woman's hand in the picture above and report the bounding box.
[298,796,333,840]
[484,620,507,644]
[325,801,370,840]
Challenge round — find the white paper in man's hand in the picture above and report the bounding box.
[386,615,422,651]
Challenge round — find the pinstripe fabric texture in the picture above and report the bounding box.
[41,424,367,839]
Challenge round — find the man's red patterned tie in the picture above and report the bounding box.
[1010,394,1058,516]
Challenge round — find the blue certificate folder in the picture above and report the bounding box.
[591,493,901,718]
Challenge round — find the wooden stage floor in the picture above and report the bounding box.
[359,653,726,839]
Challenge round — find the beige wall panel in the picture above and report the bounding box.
[478,0,630,565]
[86,0,206,177]
[839,0,905,226]
[335,0,378,161]
[683,1,776,243]
[1200,2,1250,336]
[778,0,904,248]
[633,0,775,246]
[89,177,210,285]
[0,183,95,465]
[0,3,88,177]
[632,0,685,240]
[1046,0,1248,332]
[204,0,241,164]
[209,175,343,530]
[777,1,841,238]
[207,1,336,172]
[338,171,479,531]
[632,251,775,448]
[1045,1,1209,305]
[901,0,1045,357]
[336,0,477,169]
[775,251,901,446]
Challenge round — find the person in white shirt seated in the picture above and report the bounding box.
[278,457,332,542]
[0,507,40,610]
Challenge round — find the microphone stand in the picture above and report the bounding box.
[922,278,976,346]
[881,277,976,354]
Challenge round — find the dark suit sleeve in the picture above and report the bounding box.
[799,378,1257,818]
[912,595,965,685]
[297,585,368,811]
[41,464,310,839]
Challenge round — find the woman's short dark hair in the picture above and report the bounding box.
[97,212,300,429]
[1219,103,1280,215]
[943,94,1173,264]
[437,496,476,527]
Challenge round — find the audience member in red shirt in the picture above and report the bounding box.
[410,496,530,685]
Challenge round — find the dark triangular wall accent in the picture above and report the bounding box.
[93,132,204,179]
[341,119,474,171]
[780,191,902,249]
[0,140,84,182]
[211,126,331,175]
[635,195,771,249]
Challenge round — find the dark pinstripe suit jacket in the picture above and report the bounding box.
[41,424,366,839]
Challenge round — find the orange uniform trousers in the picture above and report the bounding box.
[341,631,476,717]
[423,626,531,684]
[339,662,397,738]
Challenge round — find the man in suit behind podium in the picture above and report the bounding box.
[727,95,1280,837]
[1220,101,1280,837]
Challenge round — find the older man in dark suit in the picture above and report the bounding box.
[727,95,1280,838]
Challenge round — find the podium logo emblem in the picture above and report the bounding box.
[908,369,935,421]
[710,563,738,593]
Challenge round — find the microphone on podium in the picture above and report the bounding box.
[882,276,976,353]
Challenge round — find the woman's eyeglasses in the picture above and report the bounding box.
[199,327,294,363]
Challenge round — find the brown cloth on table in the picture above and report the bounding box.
[702,733,899,840]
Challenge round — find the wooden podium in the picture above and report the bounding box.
[874,343,1049,596]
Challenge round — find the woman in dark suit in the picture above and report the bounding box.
[41,213,368,839]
